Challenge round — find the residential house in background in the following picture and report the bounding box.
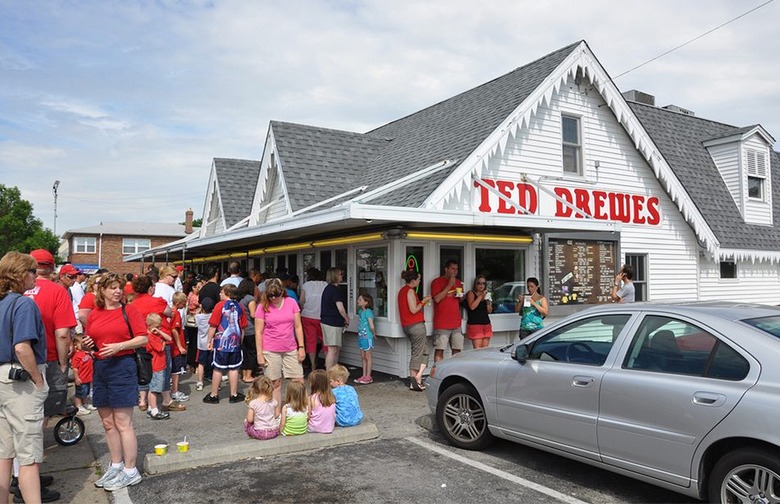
[63,218,197,274]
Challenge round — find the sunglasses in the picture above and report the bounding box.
[267,292,281,298]
[66,274,78,280]
[476,281,486,285]
[28,268,37,274]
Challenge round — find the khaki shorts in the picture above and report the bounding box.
[0,363,48,465]
[262,350,303,381]
[433,328,464,351]
[321,323,343,348]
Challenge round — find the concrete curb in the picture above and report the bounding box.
[143,422,380,475]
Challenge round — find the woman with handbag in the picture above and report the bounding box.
[82,273,148,492]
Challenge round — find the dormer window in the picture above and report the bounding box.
[746,149,767,200]
[562,115,582,175]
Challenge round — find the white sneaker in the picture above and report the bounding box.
[95,464,124,488]
[172,392,189,402]
[85,403,98,411]
[221,375,228,382]
[76,406,91,416]
[195,382,203,391]
[103,469,142,491]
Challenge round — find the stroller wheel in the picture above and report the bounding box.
[53,415,85,446]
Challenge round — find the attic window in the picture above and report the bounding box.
[746,149,767,200]
[562,115,582,174]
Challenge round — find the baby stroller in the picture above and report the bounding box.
[53,405,85,446]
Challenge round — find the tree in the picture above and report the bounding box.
[179,217,202,228]
[0,184,60,258]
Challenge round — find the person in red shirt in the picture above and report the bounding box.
[430,259,464,363]
[398,270,432,391]
[144,313,172,420]
[169,292,188,402]
[82,272,148,491]
[71,336,96,415]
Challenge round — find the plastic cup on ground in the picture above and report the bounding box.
[154,444,168,456]
[177,441,190,452]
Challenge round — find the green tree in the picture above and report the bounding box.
[0,184,60,258]
[179,217,202,228]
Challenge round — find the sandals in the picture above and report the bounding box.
[410,379,426,392]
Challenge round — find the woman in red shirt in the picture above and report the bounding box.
[82,273,148,492]
[398,270,431,391]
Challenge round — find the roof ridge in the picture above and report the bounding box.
[628,100,742,131]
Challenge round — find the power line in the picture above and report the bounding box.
[614,0,775,79]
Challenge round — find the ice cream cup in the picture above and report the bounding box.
[154,444,168,456]
[177,441,190,453]
[455,287,463,297]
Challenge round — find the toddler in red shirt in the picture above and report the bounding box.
[146,313,172,420]
[170,292,189,402]
[71,335,96,415]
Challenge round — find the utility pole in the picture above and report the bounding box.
[53,180,60,237]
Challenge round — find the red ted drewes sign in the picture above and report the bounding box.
[474,178,661,225]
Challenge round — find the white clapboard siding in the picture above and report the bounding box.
[494,80,700,301]
[706,143,742,210]
[257,167,288,223]
[699,259,780,305]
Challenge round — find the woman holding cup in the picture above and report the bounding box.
[398,271,432,391]
[465,275,493,349]
[515,277,548,340]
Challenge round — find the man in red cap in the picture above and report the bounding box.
[22,249,76,502]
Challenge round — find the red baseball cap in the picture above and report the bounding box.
[30,249,55,267]
[60,264,81,276]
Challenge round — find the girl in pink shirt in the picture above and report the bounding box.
[307,370,336,433]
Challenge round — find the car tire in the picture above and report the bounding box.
[436,382,494,451]
[708,446,780,503]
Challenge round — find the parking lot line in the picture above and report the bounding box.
[405,437,589,504]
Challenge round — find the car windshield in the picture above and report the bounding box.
[742,315,780,339]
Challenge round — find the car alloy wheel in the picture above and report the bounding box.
[436,383,493,450]
[710,448,780,504]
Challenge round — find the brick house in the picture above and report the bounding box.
[63,217,197,274]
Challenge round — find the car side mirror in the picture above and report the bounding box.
[513,344,529,364]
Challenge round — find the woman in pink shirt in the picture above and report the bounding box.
[254,278,305,412]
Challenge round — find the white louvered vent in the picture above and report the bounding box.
[747,149,768,178]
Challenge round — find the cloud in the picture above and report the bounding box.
[0,0,778,235]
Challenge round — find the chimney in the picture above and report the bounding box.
[622,90,655,106]
[185,208,194,234]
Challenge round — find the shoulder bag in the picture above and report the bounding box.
[121,305,153,386]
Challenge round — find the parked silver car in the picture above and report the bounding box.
[426,302,780,503]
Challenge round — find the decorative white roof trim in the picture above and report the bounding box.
[199,161,226,238]
[718,248,780,264]
[702,125,775,148]
[423,41,721,256]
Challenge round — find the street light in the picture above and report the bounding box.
[53,180,60,237]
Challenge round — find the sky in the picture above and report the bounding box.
[1,0,778,237]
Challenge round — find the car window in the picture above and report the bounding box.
[742,315,780,339]
[529,314,630,366]
[623,315,749,380]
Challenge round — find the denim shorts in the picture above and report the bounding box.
[74,383,91,399]
[93,355,138,409]
[149,369,167,393]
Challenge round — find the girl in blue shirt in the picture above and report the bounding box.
[355,294,375,384]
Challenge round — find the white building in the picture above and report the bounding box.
[128,40,780,377]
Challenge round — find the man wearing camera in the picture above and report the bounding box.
[611,264,636,303]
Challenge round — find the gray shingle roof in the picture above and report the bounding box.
[701,124,761,143]
[214,158,261,227]
[271,42,581,210]
[270,122,388,212]
[630,102,780,250]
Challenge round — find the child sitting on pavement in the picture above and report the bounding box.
[71,335,97,415]
[328,364,364,427]
[279,381,308,436]
[307,369,336,434]
[146,313,172,420]
[244,376,279,440]
[195,297,214,391]
[170,291,189,402]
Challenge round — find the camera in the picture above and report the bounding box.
[8,367,30,382]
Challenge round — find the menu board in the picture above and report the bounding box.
[546,238,617,305]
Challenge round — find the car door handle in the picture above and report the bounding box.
[692,392,726,407]
[572,376,594,387]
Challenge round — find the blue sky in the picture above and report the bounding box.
[1,0,778,236]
